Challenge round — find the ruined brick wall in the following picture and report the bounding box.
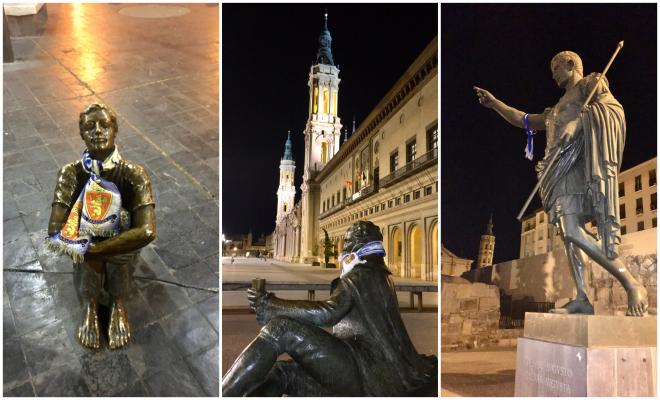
[441,275,501,349]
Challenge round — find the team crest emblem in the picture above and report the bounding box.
[84,183,112,221]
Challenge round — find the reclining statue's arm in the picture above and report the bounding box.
[249,280,353,327]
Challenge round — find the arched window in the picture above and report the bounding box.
[321,142,328,163]
[323,87,329,114]
[283,204,287,212]
[313,87,319,114]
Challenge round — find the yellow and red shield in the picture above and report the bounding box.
[84,183,112,221]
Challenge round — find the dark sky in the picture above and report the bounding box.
[441,4,657,263]
[222,4,438,237]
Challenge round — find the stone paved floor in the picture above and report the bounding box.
[3,4,219,396]
[441,347,516,397]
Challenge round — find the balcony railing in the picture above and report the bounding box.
[380,147,437,189]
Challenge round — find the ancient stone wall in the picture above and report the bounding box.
[441,275,501,349]
[491,228,657,315]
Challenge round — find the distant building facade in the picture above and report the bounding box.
[519,157,657,258]
[440,245,473,277]
[273,14,438,281]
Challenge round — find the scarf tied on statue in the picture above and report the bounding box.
[339,241,386,278]
[47,149,123,262]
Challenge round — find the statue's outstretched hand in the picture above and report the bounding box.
[473,86,496,109]
[247,288,273,325]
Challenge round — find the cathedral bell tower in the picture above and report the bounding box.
[477,214,495,267]
[276,131,296,224]
[300,12,343,262]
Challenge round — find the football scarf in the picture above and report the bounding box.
[47,148,122,262]
[340,241,386,278]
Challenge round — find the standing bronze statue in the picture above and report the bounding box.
[474,48,648,316]
[222,221,437,396]
[47,103,157,349]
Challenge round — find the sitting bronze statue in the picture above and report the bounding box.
[47,103,156,350]
[222,221,437,396]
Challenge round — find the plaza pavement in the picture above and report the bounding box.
[441,347,517,397]
[3,4,219,396]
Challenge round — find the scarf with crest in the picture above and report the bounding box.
[47,148,123,262]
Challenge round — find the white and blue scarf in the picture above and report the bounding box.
[339,241,386,277]
[47,148,123,262]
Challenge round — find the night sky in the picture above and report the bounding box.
[222,4,438,237]
[441,4,657,263]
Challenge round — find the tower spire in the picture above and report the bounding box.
[486,213,493,235]
[282,130,293,160]
[316,10,334,65]
[352,116,356,134]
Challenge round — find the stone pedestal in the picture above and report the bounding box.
[514,313,656,397]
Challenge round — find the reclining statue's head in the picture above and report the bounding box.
[79,103,118,159]
[343,220,383,254]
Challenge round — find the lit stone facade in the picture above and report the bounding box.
[272,16,438,281]
[519,157,657,258]
[316,39,438,281]
[276,132,296,224]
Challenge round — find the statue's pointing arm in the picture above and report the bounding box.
[473,86,548,130]
[252,281,353,327]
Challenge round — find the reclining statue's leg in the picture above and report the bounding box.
[559,213,648,316]
[105,251,138,350]
[74,261,103,349]
[222,316,363,397]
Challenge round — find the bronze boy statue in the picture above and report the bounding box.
[222,221,436,396]
[474,49,647,316]
[47,103,157,349]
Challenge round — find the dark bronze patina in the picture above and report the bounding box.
[474,47,647,316]
[222,221,437,396]
[48,103,157,349]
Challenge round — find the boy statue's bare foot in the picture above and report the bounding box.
[78,299,101,350]
[626,284,648,317]
[108,300,131,350]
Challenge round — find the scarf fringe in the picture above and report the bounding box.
[46,238,86,263]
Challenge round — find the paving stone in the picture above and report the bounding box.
[124,322,181,378]
[4,215,27,244]
[4,267,49,300]
[173,260,218,302]
[3,236,39,270]
[196,294,219,333]
[4,302,18,339]
[3,336,30,388]
[139,282,192,319]
[161,305,218,357]
[154,238,200,270]
[114,379,150,396]
[21,321,80,377]
[79,351,140,396]
[144,358,206,396]
[33,365,90,397]
[11,287,59,335]
[185,344,219,396]
[3,381,36,397]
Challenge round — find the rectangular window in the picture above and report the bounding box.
[621,225,627,235]
[370,207,374,214]
[331,196,334,207]
[653,218,657,228]
[404,194,411,203]
[637,221,644,231]
[388,200,393,208]
[425,185,432,196]
[619,182,625,197]
[651,193,657,211]
[390,151,399,173]
[375,205,379,212]
[539,213,544,223]
[635,175,642,191]
[426,122,438,151]
[413,190,421,200]
[395,198,401,206]
[406,139,417,163]
[650,169,656,187]
[636,198,643,215]
[620,204,626,219]
[397,241,402,257]
[381,202,386,210]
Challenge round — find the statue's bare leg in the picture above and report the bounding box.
[550,233,594,314]
[75,262,103,349]
[222,316,363,396]
[560,214,647,316]
[106,256,133,349]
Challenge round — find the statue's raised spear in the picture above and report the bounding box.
[516,41,625,221]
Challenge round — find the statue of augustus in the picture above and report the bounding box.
[474,49,647,316]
